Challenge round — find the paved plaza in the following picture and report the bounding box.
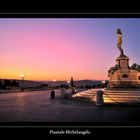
[0,90,140,122]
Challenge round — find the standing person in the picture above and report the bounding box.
[51,90,55,99]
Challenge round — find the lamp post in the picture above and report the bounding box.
[67,80,70,84]
[19,74,25,91]
[102,80,106,88]
[67,80,70,89]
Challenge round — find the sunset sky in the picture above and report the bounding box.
[0,18,140,81]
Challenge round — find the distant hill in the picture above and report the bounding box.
[0,79,107,88]
[20,79,105,87]
[18,80,45,88]
[74,80,102,87]
[40,79,104,87]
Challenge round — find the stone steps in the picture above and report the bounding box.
[73,89,140,104]
[103,91,140,103]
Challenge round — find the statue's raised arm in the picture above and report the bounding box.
[117,28,124,55]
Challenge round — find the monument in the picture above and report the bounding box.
[108,28,140,88]
[73,28,140,104]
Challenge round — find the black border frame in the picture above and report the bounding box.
[1,12,140,137]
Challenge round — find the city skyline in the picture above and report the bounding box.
[0,18,140,81]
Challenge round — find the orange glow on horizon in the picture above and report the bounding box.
[0,72,107,81]
[0,67,108,81]
[0,64,108,81]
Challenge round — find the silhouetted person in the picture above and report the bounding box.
[51,90,55,99]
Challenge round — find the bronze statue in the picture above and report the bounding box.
[117,28,124,55]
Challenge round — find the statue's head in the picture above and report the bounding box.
[117,28,122,35]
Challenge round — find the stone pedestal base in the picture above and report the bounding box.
[109,69,140,88]
[108,54,140,88]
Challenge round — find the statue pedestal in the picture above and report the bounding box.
[116,54,129,69]
[108,54,140,88]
